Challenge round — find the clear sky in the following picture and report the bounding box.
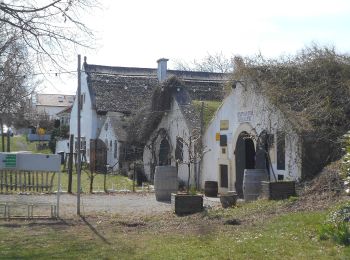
[41,0,350,94]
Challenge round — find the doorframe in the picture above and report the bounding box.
[230,123,257,191]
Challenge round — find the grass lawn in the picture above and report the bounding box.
[0,199,349,259]
[54,171,134,193]
[0,135,51,154]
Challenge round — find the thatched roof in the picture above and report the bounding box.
[106,112,128,142]
[126,77,202,144]
[84,63,227,114]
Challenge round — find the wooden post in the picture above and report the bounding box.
[0,170,3,193]
[68,134,74,193]
[133,165,135,192]
[35,172,39,192]
[5,171,8,192]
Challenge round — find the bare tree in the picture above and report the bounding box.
[174,52,234,73]
[0,0,97,70]
[0,29,34,131]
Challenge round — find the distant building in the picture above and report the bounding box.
[35,94,75,119]
[56,106,72,126]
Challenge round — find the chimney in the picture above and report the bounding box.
[157,58,169,82]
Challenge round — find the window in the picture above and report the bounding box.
[220,135,227,147]
[114,140,118,159]
[220,164,228,188]
[74,137,86,151]
[110,140,112,150]
[79,93,85,110]
[277,131,285,170]
[175,137,183,162]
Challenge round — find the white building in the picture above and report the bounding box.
[201,82,302,196]
[98,112,128,172]
[35,94,75,119]
[69,58,227,174]
[143,81,201,186]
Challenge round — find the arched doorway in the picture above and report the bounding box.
[159,138,170,166]
[235,132,255,198]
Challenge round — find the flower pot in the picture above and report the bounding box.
[220,192,238,208]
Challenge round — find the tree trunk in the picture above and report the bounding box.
[0,119,4,152]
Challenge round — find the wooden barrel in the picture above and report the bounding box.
[154,166,178,201]
[204,181,218,197]
[243,169,268,201]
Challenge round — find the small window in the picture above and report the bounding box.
[175,137,183,162]
[110,140,112,149]
[222,148,226,154]
[114,140,118,159]
[220,164,228,188]
[277,131,285,170]
[220,135,227,147]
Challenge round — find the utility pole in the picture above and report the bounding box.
[77,55,82,215]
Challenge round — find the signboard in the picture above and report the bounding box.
[3,154,16,168]
[220,120,229,130]
[215,132,220,141]
[0,152,60,172]
[237,111,253,123]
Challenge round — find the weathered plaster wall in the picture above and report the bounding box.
[98,114,124,171]
[69,71,100,162]
[201,83,301,193]
[143,99,196,185]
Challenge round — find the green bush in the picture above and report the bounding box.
[342,131,350,193]
[319,203,350,245]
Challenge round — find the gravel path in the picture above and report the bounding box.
[0,193,221,217]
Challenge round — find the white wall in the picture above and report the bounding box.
[201,83,301,193]
[98,115,123,171]
[69,71,99,162]
[55,139,70,154]
[143,99,196,185]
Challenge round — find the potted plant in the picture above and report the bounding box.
[172,131,204,215]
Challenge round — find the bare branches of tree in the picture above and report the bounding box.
[174,52,234,73]
[0,0,97,69]
[0,32,34,123]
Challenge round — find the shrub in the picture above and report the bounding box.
[319,203,350,245]
[342,131,350,194]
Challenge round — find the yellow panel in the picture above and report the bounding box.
[216,132,220,141]
[220,120,229,130]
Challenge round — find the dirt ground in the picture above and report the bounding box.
[0,192,221,217]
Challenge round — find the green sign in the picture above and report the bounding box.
[4,154,16,168]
